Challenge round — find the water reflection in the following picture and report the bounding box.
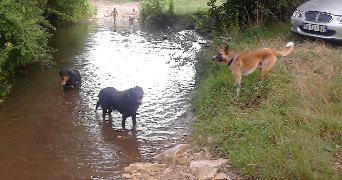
[77,21,202,168]
[101,120,140,162]
[0,20,204,179]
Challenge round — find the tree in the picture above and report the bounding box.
[0,0,53,73]
[206,0,307,31]
[43,0,92,26]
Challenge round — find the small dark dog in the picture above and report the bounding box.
[96,86,144,129]
[59,69,81,89]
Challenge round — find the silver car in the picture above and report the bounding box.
[291,0,342,41]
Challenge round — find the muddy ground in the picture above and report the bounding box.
[90,1,140,22]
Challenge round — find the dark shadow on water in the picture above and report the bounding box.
[101,119,141,163]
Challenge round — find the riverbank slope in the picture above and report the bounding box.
[192,24,342,179]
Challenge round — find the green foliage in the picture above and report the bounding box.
[192,22,342,179]
[0,0,53,72]
[168,0,175,22]
[206,0,307,32]
[42,0,93,26]
[0,0,54,98]
[140,0,215,29]
[140,0,171,28]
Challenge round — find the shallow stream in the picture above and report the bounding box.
[0,20,204,179]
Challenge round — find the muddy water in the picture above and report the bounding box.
[0,20,204,179]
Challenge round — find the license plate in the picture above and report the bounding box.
[303,23,327,32]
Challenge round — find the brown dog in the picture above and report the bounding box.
[212,42,294,97]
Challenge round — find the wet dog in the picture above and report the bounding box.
[95,86,144,129]
[59,69,81,89]
[212,42,294,97]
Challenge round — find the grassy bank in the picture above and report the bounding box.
[192,22,342,179]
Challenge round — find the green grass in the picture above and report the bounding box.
[170,0,220,15]
[153,0,222,15]
[192,22,342,179]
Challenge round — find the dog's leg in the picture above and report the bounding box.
[108,110,112,120]
[261,64,270,83]
[233,74,242,97]
[261,57,276,83]
[236,85,241,97]
[102,109,107,120]
[261,69,268,83]
[132,114,137,129]
[122,114,128,129]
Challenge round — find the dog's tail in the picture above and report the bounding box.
[275,42,294,56]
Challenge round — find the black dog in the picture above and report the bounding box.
[96,86,144,129]
[59,69,81,89]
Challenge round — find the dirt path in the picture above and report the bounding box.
[90,1,141,22]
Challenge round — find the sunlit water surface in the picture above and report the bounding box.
[0,21,205,179]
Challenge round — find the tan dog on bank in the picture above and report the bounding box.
[212,42,294,97]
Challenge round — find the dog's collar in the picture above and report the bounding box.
[228,55,235,66]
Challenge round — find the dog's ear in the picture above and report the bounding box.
[59,70,63,77]
[224,45,230,53]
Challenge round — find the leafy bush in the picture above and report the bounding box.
[42,0,93,26]
[206,0,307,31]
[0,0,54,98]
[140,0,172,28]
[140,0,222,31]
[0,0,53,71]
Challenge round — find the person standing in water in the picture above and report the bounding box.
[112,8,118,23]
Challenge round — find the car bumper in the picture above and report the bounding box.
[291,16,342,41]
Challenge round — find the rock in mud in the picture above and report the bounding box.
[122,144,235,180]
[189,159,228,180]
[214,172,230,180]
[154,144,191,166]
[124,163,167,174]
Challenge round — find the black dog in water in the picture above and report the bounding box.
[96,86,144,129]
[59,69,81,89]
